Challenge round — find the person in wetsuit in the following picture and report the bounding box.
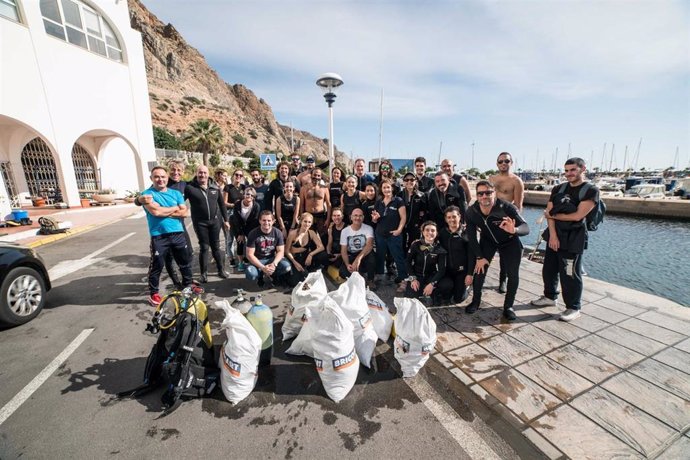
[398,172,428,252]
[404,221,452,305]
[285,212,328,281]
[371,179,407,292]
[327,208,346,272]
[439,206,475,305]
[184,165,230,283]
[465,180,529,320]
[275,180,300,239]
[427,171,467,228]
[265,161,300,214]
[341,175,365,225]
[329,167,345,210]
[414,156,434,193]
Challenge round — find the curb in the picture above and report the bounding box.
[26,211,141,248]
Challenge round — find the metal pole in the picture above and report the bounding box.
[378,88,384,164]
[471,141,475,169]
[328,105,335,170]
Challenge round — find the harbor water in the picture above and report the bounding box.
[518,206,690,307]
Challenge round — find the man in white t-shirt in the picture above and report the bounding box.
[339,208,376,286]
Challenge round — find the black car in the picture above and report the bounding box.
[0,242,51,327]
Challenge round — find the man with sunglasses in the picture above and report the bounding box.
[489,152,525,294]
[297,155,318,188]
[465,181,529,320]
[289,155,304,178]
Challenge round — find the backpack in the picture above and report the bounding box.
[38,216,66,235]
[557,182,606,231]
[119,289,219,410]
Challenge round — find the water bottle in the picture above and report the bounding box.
[246,294,273,367]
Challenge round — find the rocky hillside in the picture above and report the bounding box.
[128,0,349,166]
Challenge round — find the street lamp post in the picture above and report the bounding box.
[316,73,343,171]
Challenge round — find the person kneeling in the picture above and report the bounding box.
[286,212,328,282]
[404,221,452,306]
[245,211,292,287]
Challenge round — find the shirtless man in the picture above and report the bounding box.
[299,167,331,236]
[441,159,472,204]
[297,155,317,188]
[489,151,524,293]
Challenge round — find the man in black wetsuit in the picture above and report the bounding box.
[441,158,472,204]
[465,180,529,320]
[184,165,230,283]
[531,157,600,322]
[427,171,467,228]
[414,157,434,194]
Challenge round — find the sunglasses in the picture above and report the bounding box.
[291,158,300,161]
[404,178,415,182]
[497,159,511,164]
[380,167,391,171]
[234,173,244,177]
[477,190,494,196]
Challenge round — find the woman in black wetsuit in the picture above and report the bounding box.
[362,183,378,229]
[329,167,345,210]
[326,208,346,274]
[275,180,300,239]
[404,221,452,305]
[341,175,365,224]
[285,212,328,280]
[398,172,427,252]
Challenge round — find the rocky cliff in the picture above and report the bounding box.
[128,0,348,166]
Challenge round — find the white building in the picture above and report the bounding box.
[0,0,155,217]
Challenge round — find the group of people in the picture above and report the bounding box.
[140,152,599,323]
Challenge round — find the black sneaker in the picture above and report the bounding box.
[199,273,208,283]
[217,270,230,279]
[465,301,480,314]
[503,307,517,321]
[498,280,507,294]
[229,258,237,267]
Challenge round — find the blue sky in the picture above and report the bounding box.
[144,0,689,172]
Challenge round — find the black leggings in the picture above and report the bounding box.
[192,218,225,274]
[163,227,192,282]
[148,232,193,294]
[472,238,522,309]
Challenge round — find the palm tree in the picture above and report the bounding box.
[182,119,223,166]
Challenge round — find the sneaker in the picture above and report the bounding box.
[503,307,517,321]
[236,261,245,272]
[229,258,237,267]
[498,280,507,294]
[148,293,162,307]
[396,280,407,293]
[217,270,230,279]
[465,301,480,314]
[530,296,556,307]
[559,309,581,322]
[199,273,208,283]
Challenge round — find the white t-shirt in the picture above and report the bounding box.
[340,223,374,254]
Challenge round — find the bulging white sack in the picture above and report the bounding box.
[282,271,328,341]
[365,289,393,342]
[328,272,378,368]
[216,300,262,404]
[312,297,358,403]
[285,304,318,358]
[393,297,437,378]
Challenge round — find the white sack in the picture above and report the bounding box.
[328,272,378,368]
[365,289,393,342]
[216,300,262,404]
[393,297,437,378]
[282,271,328,341]
[285,304,318,358]
[312,297,358,403]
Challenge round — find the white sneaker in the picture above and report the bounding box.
[530,296,557,307]
[559,309,581,322]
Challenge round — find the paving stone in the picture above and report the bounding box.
[478,369,561,423]
[476,306,528,333]
[507,324,567,354]
[618,317,686,345]
[477,333,541,367]
[512,305,552,323]
[547,344,620,383]
[435,322,472,353]
[567,313,610,333]
[652,347,690,375]
[629,359,690,401]
[531,405,640,459]
[521,427,564,460]
[580,290,608,304]
[448,314,502,342]
[675,337,690,353]
[586,302,630,323]
[637,311,690,335]
[532,318,590,343]
[445,343,508,382]
[571,387,676,457]
[516,357,592,401]
[573,334,646,368]
[434,352,455,369]
[596,297,648,316]
[596,325,667,355]
[602,372,690,431]
[656,436,690,460]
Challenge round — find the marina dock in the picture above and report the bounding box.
[524,191,690,219]
[377,258,689,459]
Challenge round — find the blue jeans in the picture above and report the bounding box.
[374,233,407,280]
[245,257,291,282]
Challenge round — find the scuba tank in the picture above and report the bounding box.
[245,294,273,367]
[231,288,253,314]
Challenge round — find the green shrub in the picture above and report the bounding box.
[249,129,258,139]
[153,126,180,149]
[157,103,169,111]
[183,96,202,105]
[242,149,256,158]
[232,133,247,145]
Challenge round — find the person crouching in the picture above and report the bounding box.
[285,212,328,282]
[404,221,452,306]
[245,210,292,287]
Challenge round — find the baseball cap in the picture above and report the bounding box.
[306,155,315,163]
[403,172,416,180]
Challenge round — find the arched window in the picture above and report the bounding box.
[40,0,124,62]
[71,143,98,191]
[0,0,21,22]
[21,138,62,204]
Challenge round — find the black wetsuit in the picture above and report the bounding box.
[184,178,228,276]
[329,181,344,209]
[465,199,529,310]
[439,227,475,303]
[416,174,434,194]
[362,199,377,229]
[398,189,427,251]
[427,185,467,228]
[290,230,328,280]
[265,177,300,213]
[404,240,451,303]
[341,191,362,224]
[278,194,298,231]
